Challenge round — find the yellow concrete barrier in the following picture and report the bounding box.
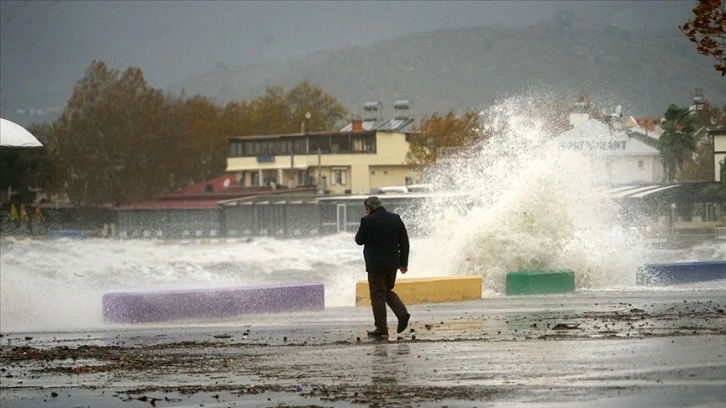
[355,275,482,306]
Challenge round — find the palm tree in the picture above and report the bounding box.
[658,104,696,182]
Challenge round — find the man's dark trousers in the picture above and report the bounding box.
[368,270,408,332]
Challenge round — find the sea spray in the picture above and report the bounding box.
[411,94,645,292]
[0,235,364,333]
[2,93,723,334]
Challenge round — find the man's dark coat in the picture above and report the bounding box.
[355,206,410,273]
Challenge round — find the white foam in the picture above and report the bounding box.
[0,235,366,333]
[2,93,724,333]
[411,93,722,293]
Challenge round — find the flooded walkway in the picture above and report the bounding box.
[2,290,725,407]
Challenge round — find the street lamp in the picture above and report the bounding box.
[292,112,311,188]
[317,147,323,194]
[289,146,295,188]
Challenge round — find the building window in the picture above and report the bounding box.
[309,135,331,153]
[638,160,644,170]
[331,135,351,153]
[331,168,347,185]
[352,134,376,153]
[230,141,243,156]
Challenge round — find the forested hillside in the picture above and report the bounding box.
[169,12,725,119]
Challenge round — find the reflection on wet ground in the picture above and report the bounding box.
[1,290,725,407]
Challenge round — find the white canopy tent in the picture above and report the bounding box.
[0,118,43,147]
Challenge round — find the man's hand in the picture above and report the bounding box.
[400,266,408,274]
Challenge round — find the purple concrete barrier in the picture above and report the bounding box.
[103,283,325,324]
[636,261,726,286]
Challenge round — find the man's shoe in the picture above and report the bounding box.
[367,328,388,336]
[397,313,410,333]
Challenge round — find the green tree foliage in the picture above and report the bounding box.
[0,149,21,197]
[38,61,348,207]
[680,141,714,181]
[51,62,167,205]
[219,100,251,136]
[19,123,57,196]
[49,61,228,206]
[286,80,348,132]
[245,85,292,135]
[695,101,726,128]
[658,104,697,182]
[243,80,348,135]
[678,103,726,181]
[0,123,57,204]
[680,0,726,76]
[406,110,481,167]
[169,95,226,182]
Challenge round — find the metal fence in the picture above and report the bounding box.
[4,194,724,242]
[117,209,223,239]
[223,203,322,237]
[0,195,435,239]
[111,196,430,239]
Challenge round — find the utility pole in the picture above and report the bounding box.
[317,147,323,194]
[289,146,295,188]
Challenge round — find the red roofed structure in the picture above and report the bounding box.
[635,117,662,133]
[117,173,315,210]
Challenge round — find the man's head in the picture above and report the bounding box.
[364,196,382,212]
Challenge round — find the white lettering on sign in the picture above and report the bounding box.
[560,140,627,150]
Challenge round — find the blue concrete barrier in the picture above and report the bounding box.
[637,261,726,286]
[103,283,325,323]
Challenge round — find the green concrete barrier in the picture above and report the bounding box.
[506,269,575,296]
[356,275,482,306]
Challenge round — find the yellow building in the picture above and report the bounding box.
[713,128,726,182]
[226,101,417,195]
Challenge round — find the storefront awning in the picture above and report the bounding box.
[604,184,680,199]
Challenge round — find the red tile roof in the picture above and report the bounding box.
[116,172,317,210]
[635,117,661,132]
[173,173,240,195]
[118,200,221,210]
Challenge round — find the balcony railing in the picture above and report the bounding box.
[229,133,377,157]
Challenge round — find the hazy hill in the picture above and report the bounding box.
[168,13,725,120]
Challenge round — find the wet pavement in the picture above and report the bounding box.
[1,289,726,407]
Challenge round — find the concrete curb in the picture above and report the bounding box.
[103,283,325,323]
[355,275,482,306]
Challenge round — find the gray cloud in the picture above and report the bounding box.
[0,0,695,124]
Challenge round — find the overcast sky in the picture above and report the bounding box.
[0,0,696,124]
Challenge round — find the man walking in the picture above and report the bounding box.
[355,196,411,337]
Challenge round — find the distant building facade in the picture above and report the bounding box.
[713,128,726,182]
[226,100,417,195]
[557,115,664,185]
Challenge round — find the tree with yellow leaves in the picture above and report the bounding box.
[680,0,726,76]
[406,110,481,167]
